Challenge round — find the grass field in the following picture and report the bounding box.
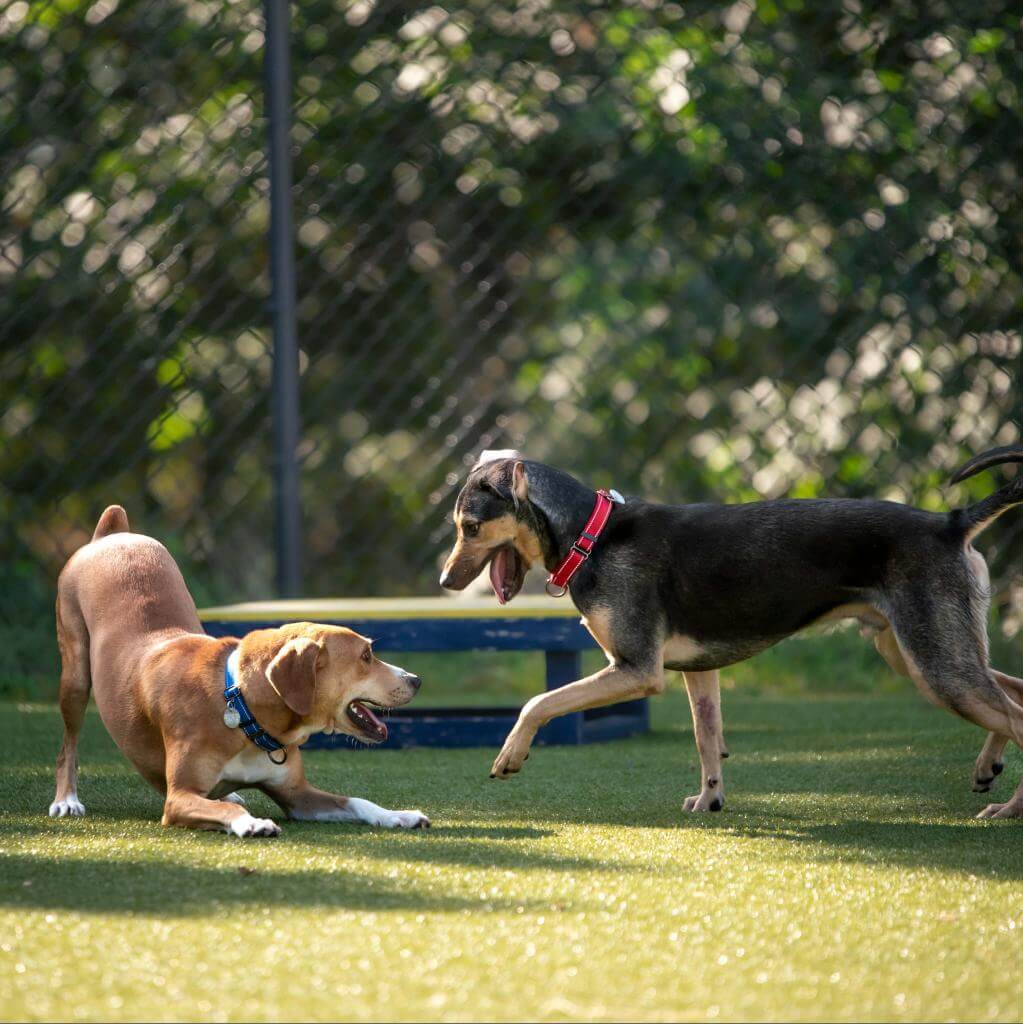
[2,670,1023,1023]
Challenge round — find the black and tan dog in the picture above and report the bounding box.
[440,445,1023,820]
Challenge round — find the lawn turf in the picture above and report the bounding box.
[1,689,1022,1023]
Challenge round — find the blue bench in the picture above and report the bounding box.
[199,596,649,749]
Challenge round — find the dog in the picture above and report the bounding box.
[440,444,1023,820]
[49,506,430,836]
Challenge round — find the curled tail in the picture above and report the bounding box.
[951,444,1023,540]
[92,505,130,541]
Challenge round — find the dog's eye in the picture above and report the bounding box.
[463,522,480,538]
[361,647,372,663]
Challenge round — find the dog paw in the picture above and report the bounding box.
[682,792,724,813]
[228,813,281,837]
[380,810,431,829]
[976,801,1023,820]
[48,796,86,818]
[490,741,530,780]
[972,760,1004,793]
[223,792,247,806]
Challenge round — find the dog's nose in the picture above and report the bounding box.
[405,673,421,692]
[439,569,452,589]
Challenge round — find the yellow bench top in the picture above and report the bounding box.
[199,595,582,622]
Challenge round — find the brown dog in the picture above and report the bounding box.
[49,506,429,836]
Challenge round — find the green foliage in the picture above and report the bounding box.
[1,1,1021,653]
[0,556,59,698]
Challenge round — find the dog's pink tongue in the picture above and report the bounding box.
[490,548,508,605]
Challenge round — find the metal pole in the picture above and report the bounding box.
[264,0,302,596]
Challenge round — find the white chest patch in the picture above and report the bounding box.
[662,634,707,667]
[219,747,289,787]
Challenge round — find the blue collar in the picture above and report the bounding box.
[223,651,288,764]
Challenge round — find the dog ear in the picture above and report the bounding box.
[511,461,529,508]
[266,637,321,716]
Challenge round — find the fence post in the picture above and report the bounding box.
[264,0,302,597]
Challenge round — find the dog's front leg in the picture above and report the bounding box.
[163,748,281,837]
[286,788,430,829]
[260,751,429,828]
[491,662,663,779]
[682,670,725,812]
[162,788,281,837]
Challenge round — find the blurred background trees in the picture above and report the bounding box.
[2,0,1021,691]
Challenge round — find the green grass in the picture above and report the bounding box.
[2,684,1023,1022]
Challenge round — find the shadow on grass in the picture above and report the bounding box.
[690,817,1023,881]
[0,850,557,916]
[0,815,628,889]
[280,824,632,874]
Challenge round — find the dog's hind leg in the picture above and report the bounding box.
[682,670,725,812]
[973,730,1009,793]
[961,683,1023,818]
[50,592,91,818]
[972,671,1023,791]
[886,601,1023,818]
[993,669,1023,703]
[873,624,1005,793]
[874,627,910,677]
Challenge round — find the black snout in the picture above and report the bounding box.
[404,673,422,692]
[439,569,454,589]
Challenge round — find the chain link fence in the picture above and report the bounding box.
[3,2,1022,640]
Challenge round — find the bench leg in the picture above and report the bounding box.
[545,650,581,689]
[540,650,584,744]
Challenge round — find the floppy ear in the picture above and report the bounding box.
[511,461,529,508]
[266,637,321,716]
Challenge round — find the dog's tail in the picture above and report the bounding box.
[92,505,130,541]
[951,444,1023,540]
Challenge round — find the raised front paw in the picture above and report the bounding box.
[380,810,431,829]
[48,796,86,818]
[490,738,531,780]
[228,813,282,837]
[682,791,724,813]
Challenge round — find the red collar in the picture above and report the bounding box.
[545,489,619,597]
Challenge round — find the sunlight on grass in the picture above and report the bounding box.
[2,691,1021,1022]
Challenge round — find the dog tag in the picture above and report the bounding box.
[223,707,241,729]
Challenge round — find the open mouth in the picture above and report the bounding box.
[345,699,389,743]
[488,545,525,605]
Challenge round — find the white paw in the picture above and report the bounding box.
[49,796,86,818]
[344,797,431,829]
[223,792,247,806]
[228,813,281,837]
[378,809,431,829]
